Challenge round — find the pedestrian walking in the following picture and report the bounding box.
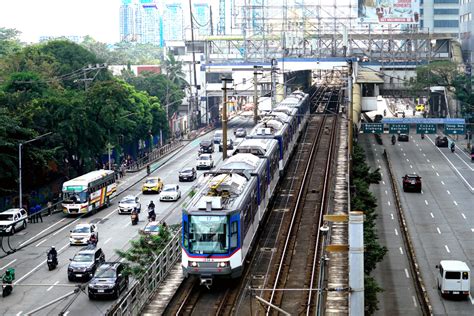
[35,204,43,223]
[30,206,37,223]
[47,201,53,216]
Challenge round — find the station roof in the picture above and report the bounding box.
[356,70,384,84]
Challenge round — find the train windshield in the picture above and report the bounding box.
[188,215,228,254]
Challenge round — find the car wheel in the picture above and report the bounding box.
[22,220,27,229]
[113,288,119,299]
[88,292,95,300]
[10,226,15,235]
[68,276,74,282]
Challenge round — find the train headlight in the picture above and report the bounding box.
[188,261,198,267]
[217,261,229,268]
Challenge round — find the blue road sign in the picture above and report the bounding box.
[381,118,465,124]
[445,124,465,134]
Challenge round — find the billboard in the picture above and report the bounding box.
[359,0,420,24]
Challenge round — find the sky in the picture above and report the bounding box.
[0,0,121,43]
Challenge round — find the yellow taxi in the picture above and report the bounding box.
[142,177,163,194]
[415,104,425,112]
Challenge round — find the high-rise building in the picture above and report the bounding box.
[120,0,135,41]
[193,3,211,36]
[420,0,459,36]
[460,0,474,64]
[136,0,161,44]
[164,3,184,41]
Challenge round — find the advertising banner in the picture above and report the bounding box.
[359,0,420,24]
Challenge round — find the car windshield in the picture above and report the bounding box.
[144,224,160,233]
[0,214,14,221]
[95,266,116,278]
[163,186,176,192]
[188,216,228,254]
[181,169,192,173]
[73,253,93,262]
[199,156,210,160]
[200,141,211,146]
[63,191,88,204]
[72,226,90,234]
[145,179,158,185]
[121,197,135,204]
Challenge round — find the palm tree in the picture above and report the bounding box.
[163,52,188,88]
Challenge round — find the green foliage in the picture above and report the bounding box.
[0,27,22,58]
[351,143,387,314]
[163,52,188,88]
[116,225,171,278]
[365,275,383,315]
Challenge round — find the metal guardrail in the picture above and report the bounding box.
[126,141,182,172]
[106,229,182,316]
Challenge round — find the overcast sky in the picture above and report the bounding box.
[0,0,121,43]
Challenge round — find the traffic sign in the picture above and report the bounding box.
[444,124,465,135]
[388,123,409,134]
[362,123,383,134]
[416,123,436,134]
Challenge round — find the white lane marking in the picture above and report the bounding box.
[16,313,22,316]
[461,213,467,220]
[377,159,380,163]
[124,221,131,228]
[441,181,445,185]
[0,259,17,270]
[387,201,391,206]
[406,158,409,162]
[47,280,59,292]
[381,173,384,177]
[412,296,418,307]
[120,258,126,262]
[455,153,474,171]
[410,165,413,169]
[382,181,386,185]
[14,242,69,285]
[453,201,458,206]
[403,153,406,156]
[446,190,451,195]
[421,190,424,194]
[52,218,81,236]
[436,172,439,176]
[419,148,422,151]
[385,190,388,195]
[104,237,112,245]
[374,148,377,152]
[431,165,435,169]
[436,227,441,234]
[390,213,394,220]
[35,239,48,247]
[424,200,428,205]
[427,159,430,163]
[469,293,474,305]
[378,165,381,169]
[63,312,70,316]
[101,208,118,221]
[423,153,426,157]
[400,147,403,151]
[399,247,404,255]
[394,229,399,236]
[445,245,450,253]
[404,268,410,278]
[19,218,67,247]
[430,212,434,218]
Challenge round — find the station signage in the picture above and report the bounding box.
[416,123,436,134]
[444,124,465,134]
[362,123,383,134]
[388,123,409,134]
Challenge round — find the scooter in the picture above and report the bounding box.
[131,212,139,225]
[451,144,455,153]
[2,284,12,297]
[391,136,396,145]
[421,133,425,139]
[47,253,58,270]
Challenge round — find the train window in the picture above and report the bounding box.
[230,221,238,249]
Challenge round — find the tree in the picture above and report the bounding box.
[163,52,188,88]
[0,27,22,58]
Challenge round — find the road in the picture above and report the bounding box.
[0,114,255,316]
[361,134,422,316]
[383,132,474,315]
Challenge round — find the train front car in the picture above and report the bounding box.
[181,171,259,286]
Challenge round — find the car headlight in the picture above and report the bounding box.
[188,261,198,267]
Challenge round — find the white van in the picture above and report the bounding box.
[436,260,470,298]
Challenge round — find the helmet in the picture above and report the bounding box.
[51,246,55,249]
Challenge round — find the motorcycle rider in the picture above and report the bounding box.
[89,234,98,246]
[2,269,13,296]
[421,133,425,139]
[47,246,58,266]
[450,142,455,152]
[391,134,396,145]
[148,201,156,221]
[131,207,139,225]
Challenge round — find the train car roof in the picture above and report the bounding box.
[248,119,286,137]
[261,112,291,123]
[273,106,298,115]
[186,172,257,214]
[235,138,279,155]
[219,153,265,173]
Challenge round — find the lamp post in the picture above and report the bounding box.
[18,132,52,209]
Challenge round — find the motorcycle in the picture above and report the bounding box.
[391,136,396,145]
[131,212,139,225]
[450,144,455,153]
[47,253,58,270]
[2,284,12,297]
[421,133,425,139]
[88,235,98,247]
[471,153,474,162]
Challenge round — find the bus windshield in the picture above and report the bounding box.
[188,216,228,254]
[63,191,88,204]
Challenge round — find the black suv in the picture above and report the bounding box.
[88,262,129,299]
[219,138,234,152]
[435,136,449,147]
[402,174,422,193]
[68,246,105,281]
[397,134,409,142]
[199,140,214,153]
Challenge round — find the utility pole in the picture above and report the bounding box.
[253,66,262,124]
[221,77,233,160]
[77,64,107,91]
[189,0,199,129]
[271,59,278,108]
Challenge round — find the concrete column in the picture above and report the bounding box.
[349,211,364,316]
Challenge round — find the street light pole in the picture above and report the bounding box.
[18,132,52,209]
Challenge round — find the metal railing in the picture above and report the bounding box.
[126,141,183,172]
[106,229,182,316]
